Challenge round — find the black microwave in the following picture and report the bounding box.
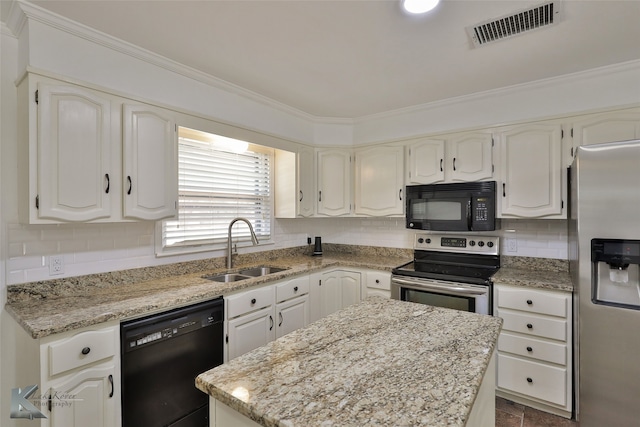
[406,181,498,231]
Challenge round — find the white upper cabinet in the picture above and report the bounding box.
[569,108,640,160]
[122,104,178,220]
[18,74,178,223]
[354,145,404,216]
[32,83,114,222]
[274,145,315,218]
[316,148,352,216]
[498,123,564,218]
[406,132,493,185]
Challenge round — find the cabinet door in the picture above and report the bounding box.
[355,145,404,216]
[122,104,178,220]
[37,84,112,221]
[48,365,116,427]
[297,146,315,217]
[319,271,343,318]
[276,295,309,338]
[227,306,275,360]
[340,271,361,308]
[448,133,494,182]
[406,139,445,184]
[316,149,351,216]
[572,110,640,151]
[499,124,563,218]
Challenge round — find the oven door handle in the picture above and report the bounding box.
[391,277,488,296]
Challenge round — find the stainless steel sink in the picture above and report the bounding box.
[201,266,288,282]
[238,266,288,277]
[201,273,252,283]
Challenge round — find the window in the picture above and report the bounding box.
[161,127,272,251]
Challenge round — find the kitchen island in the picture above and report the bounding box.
[196,297,502,427]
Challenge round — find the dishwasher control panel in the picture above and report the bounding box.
[121,297,223,353]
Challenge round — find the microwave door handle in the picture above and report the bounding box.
[467,200,472,230]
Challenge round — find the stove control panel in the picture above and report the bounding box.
[414,233,499,255]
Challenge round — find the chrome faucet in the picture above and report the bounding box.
[227,217,259,269]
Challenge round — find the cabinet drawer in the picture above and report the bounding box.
[498,354,567,406]
[498,310,567,341]
[276,277,310,303]
[367,271,391,290]
[49,328,116,376]
[227,286,275,319]
[499,332,567,365]
[497,286,568,317]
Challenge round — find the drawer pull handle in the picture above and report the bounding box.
[108,374,114,398]
[279,312,283,327]
[250,298,257,305]
[526,377,533,383]
[526,323,533,329]
[294,286,299,292]
[526,346,533,352]
[81,347,91,355]
[526,299,533,305]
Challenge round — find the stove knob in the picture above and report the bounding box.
[469,240,476,246]
[487,242,494,248]
[425,238,431,244]
[418,238,424,244]
[478,241,485,247]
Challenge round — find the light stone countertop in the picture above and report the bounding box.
[5,249,412,339]
[492,267,573,292]
[196,297,502,427]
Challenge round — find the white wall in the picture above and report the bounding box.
[3,2,635,288]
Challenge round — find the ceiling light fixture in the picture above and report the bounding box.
[402,0,440,14]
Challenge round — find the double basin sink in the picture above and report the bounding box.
[202,266,288,283]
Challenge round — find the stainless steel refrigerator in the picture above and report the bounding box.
[569,139,640,425]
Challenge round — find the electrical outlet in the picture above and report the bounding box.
[506,238,517,253]
[50,255,64,275]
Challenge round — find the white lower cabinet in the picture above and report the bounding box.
[225,275,310,361]
[309,269,362,323]
[4,319,120,427]
[494,284,572,418]
[363,270,391,299]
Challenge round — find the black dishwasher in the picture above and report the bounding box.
[120,297,224,427]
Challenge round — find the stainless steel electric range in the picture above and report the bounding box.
[391,233,500,315]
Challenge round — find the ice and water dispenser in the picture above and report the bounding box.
[591,239,640,310]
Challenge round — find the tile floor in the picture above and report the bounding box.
[496,397,578,427]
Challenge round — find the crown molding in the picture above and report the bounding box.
[9,0,333,124]
[354,59,640,125]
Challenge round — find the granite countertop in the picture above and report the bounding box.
[492,268,573,292]
[5,248,412,339]
[196,297,502,427]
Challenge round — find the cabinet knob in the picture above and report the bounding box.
[375,279,380,284]
[526,377,533,383]
[526,323,533,329]
[294,286,298,292]
[250,298,256,305]
[526,299,533,305]
[526,346,533,352]
[81,347,91,355]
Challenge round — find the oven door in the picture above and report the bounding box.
[390,276,491,315]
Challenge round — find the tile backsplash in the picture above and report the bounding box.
[6,217,568,285]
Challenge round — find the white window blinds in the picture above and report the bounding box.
[163,130,272,249]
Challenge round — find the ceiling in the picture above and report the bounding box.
[20,0,640,118]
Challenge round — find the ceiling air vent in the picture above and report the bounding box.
[466,1,562,47]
